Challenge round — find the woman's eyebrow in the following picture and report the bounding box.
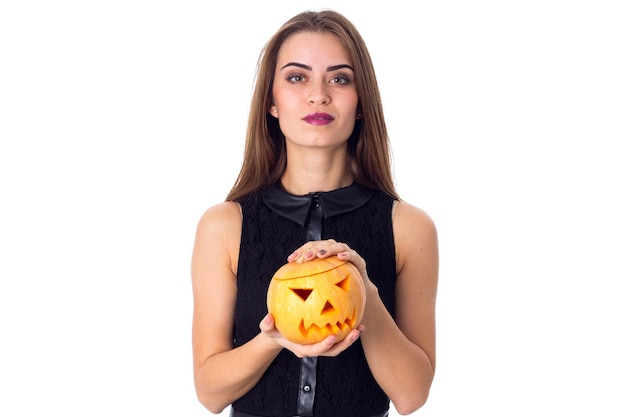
[281,62,312,71]
[327,64,354,72]
[280,62,354,72]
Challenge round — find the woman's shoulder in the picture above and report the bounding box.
[393,200,436,227]
[195,201,242,240]
[193,201,243,274]
[199,200,241,220]
[392,199,439,284]
[392,200,438,246]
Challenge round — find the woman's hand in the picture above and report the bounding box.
[259,313,365,358]
[287,239,373,289]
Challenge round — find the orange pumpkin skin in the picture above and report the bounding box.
[266,256,366,344]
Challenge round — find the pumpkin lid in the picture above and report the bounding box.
[272,256,348,280]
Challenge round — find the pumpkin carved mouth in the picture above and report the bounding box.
[297,307,357,338]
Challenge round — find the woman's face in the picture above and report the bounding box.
[270,31,359,150]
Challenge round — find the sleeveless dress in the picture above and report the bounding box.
[232,182,397,417]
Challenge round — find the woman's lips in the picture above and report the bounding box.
[303,112,334,125]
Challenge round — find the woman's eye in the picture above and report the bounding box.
[287,74,305,83]
[330,75,350,85]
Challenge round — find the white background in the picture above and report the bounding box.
[1,1,625,415]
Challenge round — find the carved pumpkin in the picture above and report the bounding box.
[266,255,366,344]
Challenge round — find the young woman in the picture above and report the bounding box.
[191,10,438,417]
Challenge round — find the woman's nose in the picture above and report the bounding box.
[307,82,330,105]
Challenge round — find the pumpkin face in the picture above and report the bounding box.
[266,256,366,344]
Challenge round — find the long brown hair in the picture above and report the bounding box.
[226,10,398,201]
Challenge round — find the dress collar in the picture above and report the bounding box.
[261,182,375,226]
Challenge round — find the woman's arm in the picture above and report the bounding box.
[341,201,439,415]
[191,203,374,413]
[191,202,282,413]
[363,201,438,414]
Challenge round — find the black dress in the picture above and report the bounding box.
[232,182,397,417]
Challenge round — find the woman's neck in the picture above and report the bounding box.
[279,155,353,195]
[279,141,354,195]
[280,172,353,195]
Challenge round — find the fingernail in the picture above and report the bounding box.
[318,249,327,255]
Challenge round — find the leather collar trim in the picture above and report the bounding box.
[261,182,375,226]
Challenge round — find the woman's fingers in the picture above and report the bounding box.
[259,314,366,358]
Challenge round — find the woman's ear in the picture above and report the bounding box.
[269,105,278,118]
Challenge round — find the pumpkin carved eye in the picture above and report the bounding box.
[336,277,349,292]
[291,288,313,301]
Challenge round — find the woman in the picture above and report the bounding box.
[191,10,438,417]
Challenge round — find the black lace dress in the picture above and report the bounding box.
[232,182,397,417]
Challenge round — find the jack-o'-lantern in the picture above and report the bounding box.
[266,255,366,344]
